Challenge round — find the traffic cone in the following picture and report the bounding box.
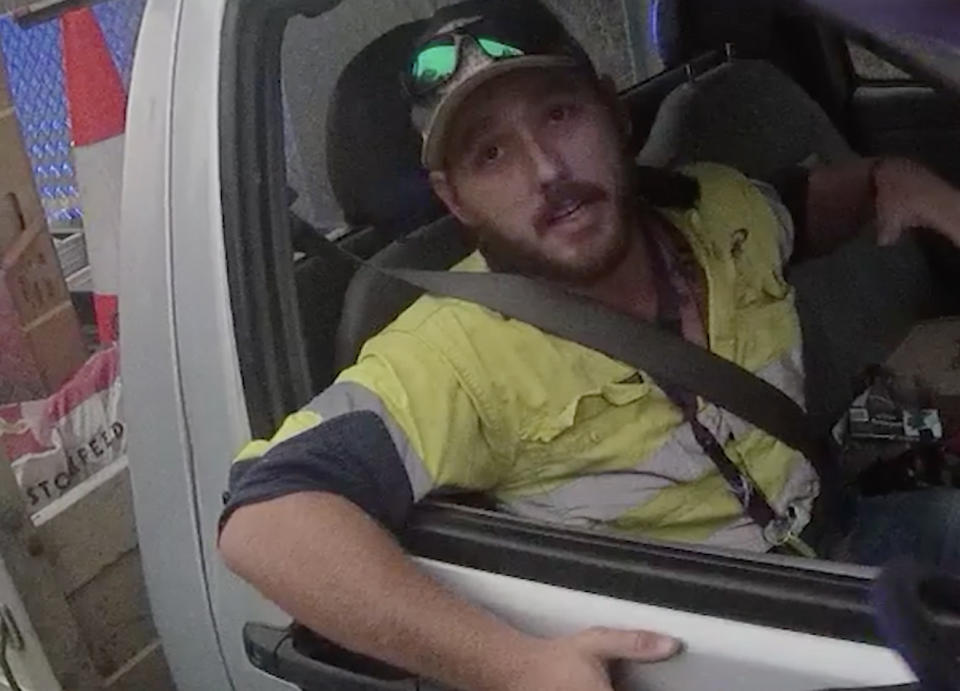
[61,7,126,343]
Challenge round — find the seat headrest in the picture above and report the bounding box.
[326,20,445,231]
[639,60,855,178]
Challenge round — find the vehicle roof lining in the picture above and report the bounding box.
[799,0,960,93]
[866,34,960,93]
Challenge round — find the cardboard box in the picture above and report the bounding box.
[0,56,11,116]
[0,220,88,403]
[0,62,86,404]
[0,105,45,241]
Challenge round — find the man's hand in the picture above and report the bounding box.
[502,627,681,691]
[223,493,681,691]
[874,157,960,248]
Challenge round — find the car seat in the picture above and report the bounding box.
[331,55,726,372]
[638,60,855,178]
[638,59,941,434]
[325,19,446,234]
[332,58,944,439]
[294,19,452,390]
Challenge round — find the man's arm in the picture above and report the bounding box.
[219,330,680,691]
[220,492,679,691]
[782,157,960,259]
[797,157,876,258]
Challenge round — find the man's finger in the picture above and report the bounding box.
[576,627,682,662]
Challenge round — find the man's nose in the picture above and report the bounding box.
[521,130,566,186]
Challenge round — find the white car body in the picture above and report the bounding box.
[120,0,931,688]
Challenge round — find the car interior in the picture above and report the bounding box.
[221,0,960,678]
[285,0,960,436]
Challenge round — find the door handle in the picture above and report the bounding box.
[243,623,420,690]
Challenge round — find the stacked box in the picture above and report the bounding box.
[0,61,87,404]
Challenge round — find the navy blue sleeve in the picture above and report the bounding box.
[219,411,415,536]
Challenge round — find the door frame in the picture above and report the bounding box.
[215,0,960,688]
[120,0,240,687]
[217,0,960,644]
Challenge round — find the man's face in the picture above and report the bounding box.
[431,68,632,283]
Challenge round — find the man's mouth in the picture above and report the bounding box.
[548,199,588,224]
[535,184,607,234]
[534,182,607,234]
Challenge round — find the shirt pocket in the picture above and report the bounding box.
[733,264,799,370]
[520,373,652,445]
[730,224,791,310]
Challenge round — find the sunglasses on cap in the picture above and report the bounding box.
[404,32,525,99]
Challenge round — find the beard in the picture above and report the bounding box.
[476,164,637,285]
[477,218,632,284]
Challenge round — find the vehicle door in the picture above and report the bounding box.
[122,0,956,689]
[215,1,925,690]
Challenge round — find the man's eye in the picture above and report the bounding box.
[479,145,502,165]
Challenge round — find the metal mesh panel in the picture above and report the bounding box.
[0,15,79,226]
[0,0,147,228]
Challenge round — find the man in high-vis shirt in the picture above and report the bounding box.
[219,2,960,689]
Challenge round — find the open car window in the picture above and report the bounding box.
[219,0,960,669]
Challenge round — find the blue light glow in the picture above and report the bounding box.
[649,0,664,61]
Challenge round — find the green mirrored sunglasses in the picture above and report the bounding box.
[408,35,524,96]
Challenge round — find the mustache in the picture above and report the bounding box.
[533,181,609,234]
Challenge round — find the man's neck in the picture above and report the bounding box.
[574,213,661,322]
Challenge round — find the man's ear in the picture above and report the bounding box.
[430,170,478,226]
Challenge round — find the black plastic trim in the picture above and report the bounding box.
[404,502,960,650]
[220,0,345,437]
[243,623,418,691]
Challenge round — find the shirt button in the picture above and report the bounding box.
[589,432,601,444]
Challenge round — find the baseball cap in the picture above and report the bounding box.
[405,0,595,170]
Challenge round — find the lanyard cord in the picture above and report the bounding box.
[643,223,784,534]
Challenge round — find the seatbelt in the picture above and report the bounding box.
[380,265,823,460]
[327,234,824,552]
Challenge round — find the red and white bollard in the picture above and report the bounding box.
[61,8,127,344]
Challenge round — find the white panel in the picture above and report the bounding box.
[423,560,916,691]
[120,0,235,688]
[170,0,313,687]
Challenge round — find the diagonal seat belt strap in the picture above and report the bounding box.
[380,267,821,461]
